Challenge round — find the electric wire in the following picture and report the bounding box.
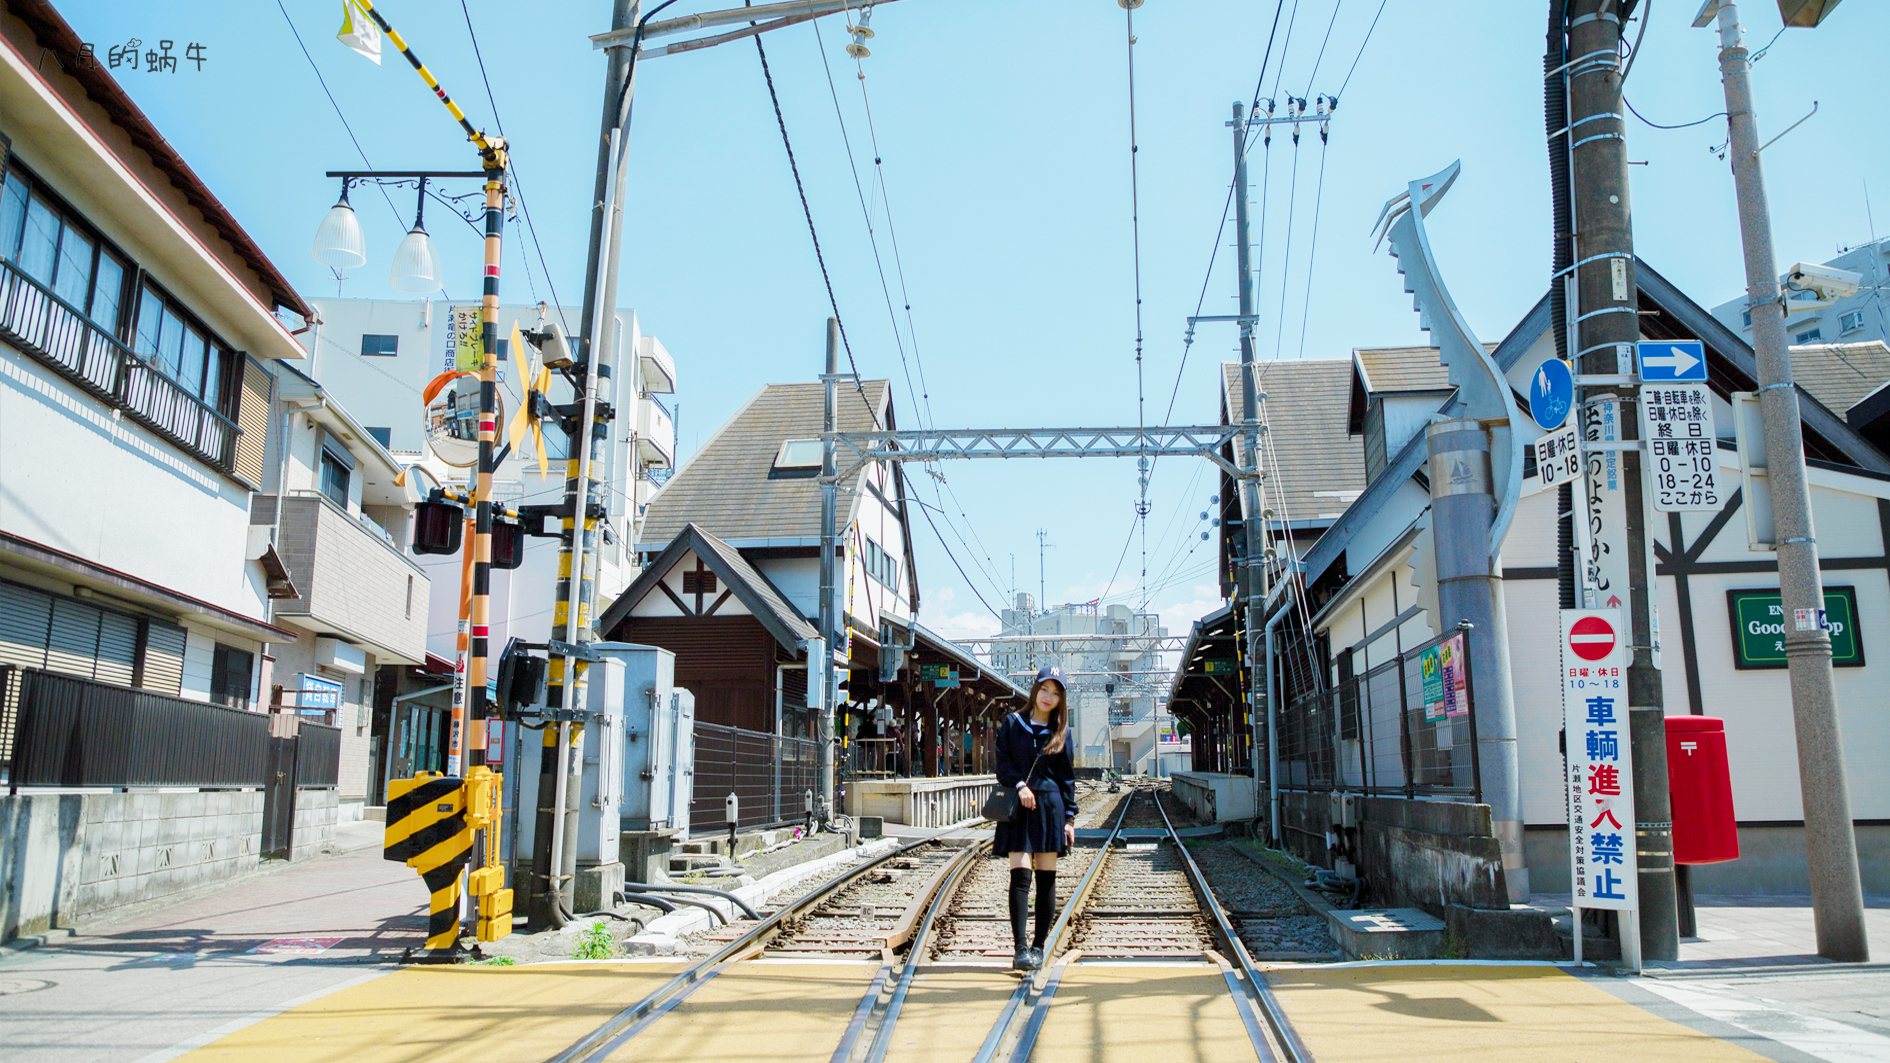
[1623,97,1727,130]
[457,0,572,338]
[1293,126,1330,359]
[274,0,414,252]
[1123,0,1151,610]
[1335,0,1388,98]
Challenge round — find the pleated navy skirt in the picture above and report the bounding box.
[993,777,1068,856]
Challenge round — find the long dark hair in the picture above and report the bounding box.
[1023,678,1068,754]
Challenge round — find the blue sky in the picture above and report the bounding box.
[65,0,1890,640]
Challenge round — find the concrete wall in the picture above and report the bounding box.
[0,787,341,944]
[1525,823,1890,897]
[1,790,259,942]
[1355,796,1510,916]
[1171,772,1259,824]
[846,776,997,828]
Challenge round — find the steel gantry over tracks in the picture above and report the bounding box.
[823,423,1259,485]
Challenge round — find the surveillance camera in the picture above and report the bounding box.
[1784,262,1861,302]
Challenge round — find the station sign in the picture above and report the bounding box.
[1560,609,1638,913]
[1640,384,1722,512]
[1201,658,1238,675]
[1727,587,1863,668]
[918,663,960,687]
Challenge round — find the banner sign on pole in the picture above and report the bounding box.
[1640,384,1723,512]
[1560,609,1638,913]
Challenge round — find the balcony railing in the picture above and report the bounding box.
[0,258,239,475]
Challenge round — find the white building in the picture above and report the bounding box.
[991,596,1168,774]
[303,296,677,674]
[1709,237,1890,349]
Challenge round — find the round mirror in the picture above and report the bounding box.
[423,373,504,468]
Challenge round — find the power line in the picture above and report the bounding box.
[273,0,410,238]
[457,0,572,339]
[1336,0,1388,98]
[1294,121,1331,359]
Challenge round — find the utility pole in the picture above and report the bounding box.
[1231,101,1269,801]
[1558,0,1677,962]
[818,318,840,826]
[1696,0,1867,962]
[1037,529,1052,608]
[534,0,639,927]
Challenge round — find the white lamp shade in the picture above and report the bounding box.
[311,201,366,269]
[388,227,442,293]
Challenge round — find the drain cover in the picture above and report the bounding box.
[0,978,54,995]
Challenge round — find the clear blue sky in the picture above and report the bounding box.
[67,0,1890,640]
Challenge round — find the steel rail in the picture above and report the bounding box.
[970,788,1137,1063]
[847,840,991,1063]
[543,837,936,1063]
[1155,791,1314,1063]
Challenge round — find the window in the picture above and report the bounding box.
[0,169,129,334]
[320,448,351,507]
[770,438,822,478]
[210,643,253,711]
[682,569,717,595]
[405,575,414,618]
[1794,326,1824,344]
[134,282,232,406]
[361,334,399,356]
[364,426,392,448]
[862,537,899,590]
[1741,310,1751,328]
[1840,310,1865,334]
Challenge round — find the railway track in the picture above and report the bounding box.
[545,786,1312,1063]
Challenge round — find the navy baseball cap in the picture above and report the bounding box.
[1034,665,1067,690]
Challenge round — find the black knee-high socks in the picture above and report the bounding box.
[1008,868,1030,951]
[1032,869,1057,948]
[1009,867,1061,951]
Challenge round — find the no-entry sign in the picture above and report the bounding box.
[1567,615,1618,662]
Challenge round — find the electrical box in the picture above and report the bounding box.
[1731,392,1778,551]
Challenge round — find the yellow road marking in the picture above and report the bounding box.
[1264,965,1773,1063]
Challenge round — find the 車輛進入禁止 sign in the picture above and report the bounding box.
[1726,587,1863,668]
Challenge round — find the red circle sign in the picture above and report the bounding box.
[1568,616,1616,661]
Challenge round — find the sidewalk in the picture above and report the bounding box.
[0,819,422,1063]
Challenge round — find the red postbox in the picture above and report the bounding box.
[1666,716,1739,864]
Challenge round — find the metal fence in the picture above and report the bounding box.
[690,721,821,831]
[0,258,238,475]
[1276,627,1482,802]
[4,666,339,791]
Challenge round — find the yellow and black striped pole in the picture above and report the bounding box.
[356,0,512,947]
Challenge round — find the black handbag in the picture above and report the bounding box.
[982,750,1044,822]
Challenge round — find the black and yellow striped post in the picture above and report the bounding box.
[385,773,473,953]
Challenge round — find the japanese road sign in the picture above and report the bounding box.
[1533,424,1582,491]
[1577,398,1661,668]
[1529,357,1576,430]
[1636,340,1708,383]
[1640,383,1723,512]
[1560,609,1638,913]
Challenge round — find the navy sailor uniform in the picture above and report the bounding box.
[992,711,1078,855]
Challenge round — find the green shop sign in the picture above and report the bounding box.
[1726,587,1864,669]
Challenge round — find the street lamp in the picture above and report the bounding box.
[310,181,366,269]
[388,180,444,294]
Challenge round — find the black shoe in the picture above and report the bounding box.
[1025,947,1043,970]
[1012,949,1031,971]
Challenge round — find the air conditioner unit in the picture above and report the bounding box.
[315,637,366,675]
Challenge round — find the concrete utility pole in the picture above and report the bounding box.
[1697,0,1867,962]
[1230,101,1270,807]
[818,317,841,825]
[1559,0,1678,961]
[534,0,639,926]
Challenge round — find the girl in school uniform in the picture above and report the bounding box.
[994,665,1078,971]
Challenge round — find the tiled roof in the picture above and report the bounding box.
[1222,360,1367,523]
[1353,346,1454,393]
[638,380,890,548]
[1788,341,1890,418]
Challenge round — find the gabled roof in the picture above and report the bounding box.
[1222,359,1366,526]
[598,523,817,651]
[638,380,892,548]
[1295,255,1890,593]
[1354,346,1459,394]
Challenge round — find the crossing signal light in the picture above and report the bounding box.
[412,501,463,555]
[496,637,547,717]
[492,518,524,569]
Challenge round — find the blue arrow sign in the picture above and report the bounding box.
[1529,358,1575,431]
[1637,340,1708,383]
